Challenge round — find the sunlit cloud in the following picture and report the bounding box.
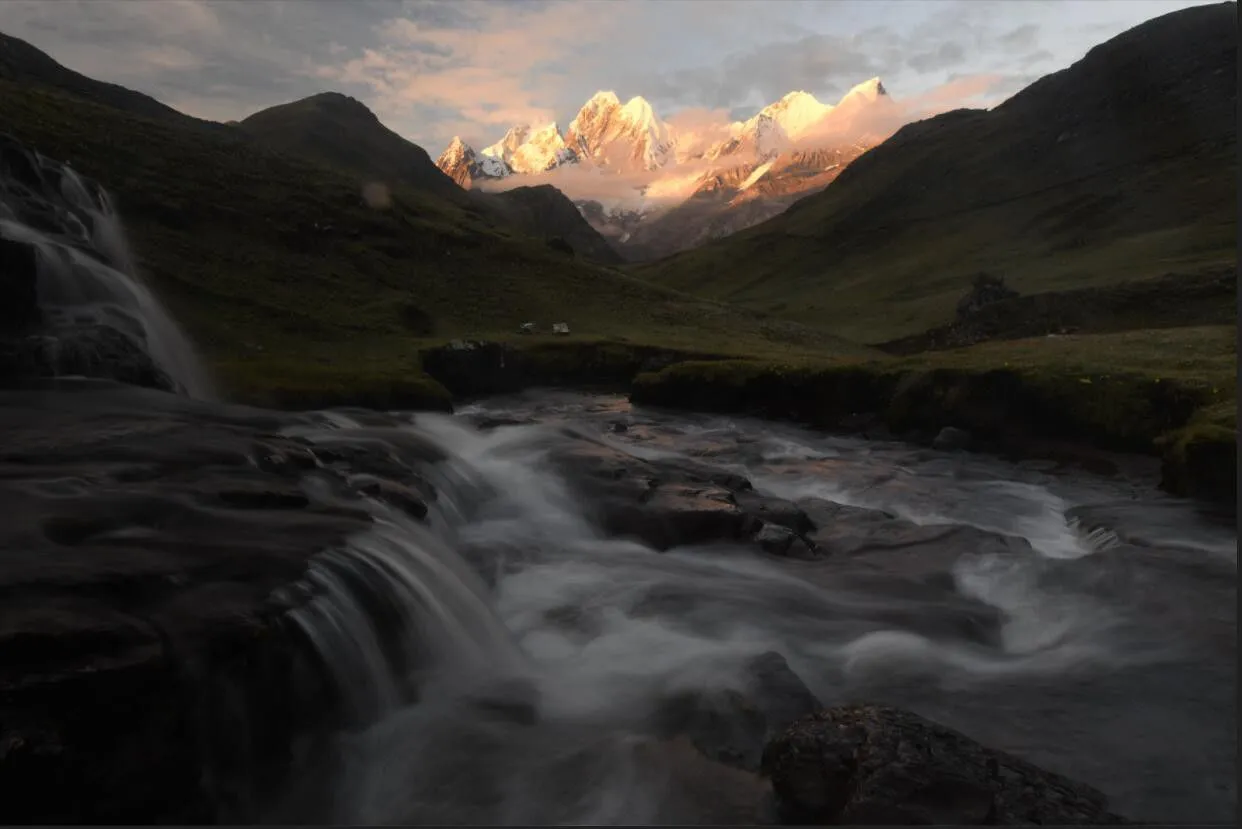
[0,0,1219,152]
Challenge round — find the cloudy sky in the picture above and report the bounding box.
[0,0,1219,152]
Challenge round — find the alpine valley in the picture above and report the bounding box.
[436,79,900,260]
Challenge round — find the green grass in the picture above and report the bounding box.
[637,166,1234,344]
[0,81,868,404]
[633,326,1236,460]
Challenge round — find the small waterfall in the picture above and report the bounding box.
[0,135,214,399]
[281,412,530,727]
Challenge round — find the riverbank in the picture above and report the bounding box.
[216,327,1236,505]
[630,327,1236,504]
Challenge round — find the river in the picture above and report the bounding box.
[277,389,1237,825]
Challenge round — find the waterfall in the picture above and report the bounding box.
[280,411,531,727]
[0,135,214,399]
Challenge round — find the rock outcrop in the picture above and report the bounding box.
[548,435,817,554]
[0,383,457,822]
[763,705,1130,825]
[0,133,186,393]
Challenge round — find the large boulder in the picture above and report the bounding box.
[955,273,1019,319]
[548,436,816,552]
[762,705,1129,825]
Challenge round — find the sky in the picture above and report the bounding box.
[0,0,1221,153]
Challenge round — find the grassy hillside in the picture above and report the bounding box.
[0,32,191,123]
[237,92,465,202]
[239,94,621,264]
[637,3,1237,344]
[0,80,869,404]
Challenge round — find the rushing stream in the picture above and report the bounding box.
[276,391,1236,825]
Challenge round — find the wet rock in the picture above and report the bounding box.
[755,523,797,556]
[463,677,541,726]
[627,483,759,551]
[734,492,815,535]
[217,485,310,510]
[762,705,1129,825]
[654,651,822,773]
[252,439,320,477]
[933,425,972,451]
[611,421,629,433]
[0,384,469,823]
[550,438,761,550]
[345,473,429,521]
[0,235,41,332]
[755,523,822,561]
[800,500,1030,572]
[651,456,753,493]
[462,413,533,431]
[0,324,179,393]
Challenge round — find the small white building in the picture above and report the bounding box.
[552,322,570,336]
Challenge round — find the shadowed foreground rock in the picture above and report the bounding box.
[0,382,445,823]
[762,705,1130,825]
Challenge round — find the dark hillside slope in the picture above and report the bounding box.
[639,2,1237,343]
[0,31,208,126]
[0,80,863,404]
[241,95,620,262]
[473,185,623,264]
[238,92,465,202]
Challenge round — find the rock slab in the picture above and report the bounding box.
[762,704,1129,825]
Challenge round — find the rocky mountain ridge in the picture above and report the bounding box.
[435,80,898,259]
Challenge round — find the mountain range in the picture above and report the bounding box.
[637,1,1237,343]
[0,1,1233,355]
[436,80,899,259]
[2,24,863,407]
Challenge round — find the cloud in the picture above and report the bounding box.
[999,23,1041,50]
[632,30,897,113]
[478,163,660,205]
[1020,49,1056,67]
[0,0,386,120]
[664,107,736,158]
[907,41,967,73]
[790,72,1011,150]
[314,1,642,147]
[0,0,1214,155]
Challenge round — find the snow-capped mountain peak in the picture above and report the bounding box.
[619,95,656,124]
[747,89,834,141]
[840,77,888,103]
[436,74,895,187]
[564,90,673,171]
[508,121,572,173]
[435,134,512,186]
[481,124,532,163]
[441,136,470,158]
[585,90,621,108]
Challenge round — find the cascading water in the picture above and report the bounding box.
[0,134,214,398]
[265,394,1234,825]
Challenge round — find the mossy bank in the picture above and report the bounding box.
[631,327,1237,504]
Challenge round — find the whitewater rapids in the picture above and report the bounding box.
[274,390,1236,825]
